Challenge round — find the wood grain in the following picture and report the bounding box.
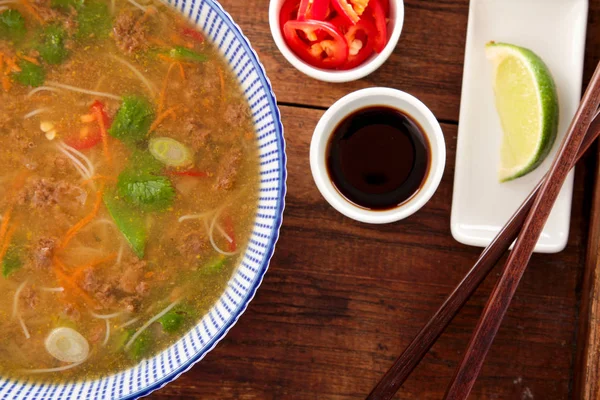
[145,0,600,398]
[148,106,593,399]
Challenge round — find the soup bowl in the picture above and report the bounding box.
[0,0,286,399]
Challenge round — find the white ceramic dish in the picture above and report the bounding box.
[310,87,446,224]
[451,0,588,253]
[268,0,404,83]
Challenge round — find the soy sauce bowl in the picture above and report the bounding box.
[269,0,405,83]
[310,87,446,224]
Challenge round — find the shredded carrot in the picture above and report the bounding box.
[0,208,13,248]
[0,224,16,263]
[59,185,105,251]
[81,175,117,185]
[19,54,40,65]
[157,62,186,113]
[54,266,98,306]
[1,77,10,92]
[0,53,4,74]
[5,57,20,73]
[93,107,111,163]
[148,107,177,134]
[149,37,170,48]
[71,253,118,279]
[19,0,44,24]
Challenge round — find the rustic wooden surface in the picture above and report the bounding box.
[149,0,600,399]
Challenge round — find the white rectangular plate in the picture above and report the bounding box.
[451,0,589,253]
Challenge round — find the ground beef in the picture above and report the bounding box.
[21,287,39,309]
[225,103,250,127]
[119,258,147,294]
[18,178,86,209]
[31,237,58,270]
[63,303,80,320]
[184,116,210,152]
[82,269,117,308]
[177,230,209,264]
[120,296,140,313]
[214,148,242,190]
[113,12,148,54]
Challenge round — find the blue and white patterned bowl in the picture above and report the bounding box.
[0,0,286,398]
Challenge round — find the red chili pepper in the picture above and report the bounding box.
[64,101,111,151]
[380,0,389,17]
[182,27,205,44]
[283,20,348,69]
[167,169,209,178]
[341,18,376,69]
[364,0,387,53]
[331,0,364,25]
[223,215,236,252]
[298,0,330,21]
[279,0,300,28]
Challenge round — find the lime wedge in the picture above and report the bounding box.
[485,42,559,182]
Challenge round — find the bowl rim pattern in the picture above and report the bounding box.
[0,0,286,398]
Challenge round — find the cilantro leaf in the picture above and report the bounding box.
[109,96,155,144]
[76,0,112,40]
[117,170,175,211]
[13,60,45,87]
[38,25,69,65]
[2,245,22,278]
[0,9,26,41]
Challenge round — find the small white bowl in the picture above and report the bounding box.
[269,0,405,83]
[310,87,446,224]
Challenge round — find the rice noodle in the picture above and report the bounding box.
[23,108,51,119]
[12,281,27,318]
[215,222,234,244]
[0,0,17,5]
[116,241,124,265]
[208,213,238,256]
[125,301,179,350]
[126,0,146,12]
[108,55,157,96]
[178,210,217,223]
[90,311,122,320]
[57,145,92,180]
[119,317,139,329]
[18,317,30,339]
[20,361,84,374]
[46,81,122,101]
[27,86,62,97]
[102,319,110,346]
[60,143,95,177]
[13,282,30,339]
[41,287,64,292]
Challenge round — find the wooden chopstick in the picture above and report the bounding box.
[442,61,600,400]
[366,109,600,400]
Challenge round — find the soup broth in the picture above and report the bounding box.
[0,0,258,381]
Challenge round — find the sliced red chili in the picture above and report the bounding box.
[298,0,330,21]
[331,0,360,24]
[364,0,387,53]
[279,0,301,28]
[283,20,348,69]
[168,169,209,178]
[380,0,390,17]
[64,130,102,150]
[342,18,376,69]
[182,27,205,44]
[64,101,111,150]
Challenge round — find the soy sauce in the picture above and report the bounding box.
[326,106,431,211]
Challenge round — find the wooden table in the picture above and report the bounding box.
[151,1,600,398]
